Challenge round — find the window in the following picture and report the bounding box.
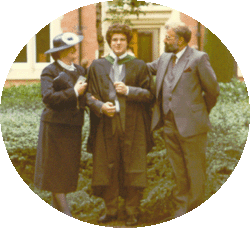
[36,24,50,63]
[14,45,27,62]
[14,23,51,64]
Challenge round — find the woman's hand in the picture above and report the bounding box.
[75,81,87,96]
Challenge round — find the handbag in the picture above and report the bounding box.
[53,72,73,91]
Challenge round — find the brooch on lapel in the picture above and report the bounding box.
[184,67,192,73]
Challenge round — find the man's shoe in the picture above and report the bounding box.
[125,214,138,226]
[98,214,117,223]
[160,215,174,223]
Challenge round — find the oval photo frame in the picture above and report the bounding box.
[0,1,249,228]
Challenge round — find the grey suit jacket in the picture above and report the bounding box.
[147,46,220,137]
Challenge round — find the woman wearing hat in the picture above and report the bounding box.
[34,32,87,216]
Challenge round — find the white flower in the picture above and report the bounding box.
[62,32,80,45]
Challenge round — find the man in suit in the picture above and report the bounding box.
[147,22,220,220]
[87,24,154,226]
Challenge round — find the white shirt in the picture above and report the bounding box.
[110,51,128,74]
[109,51,129,95]
[57,59,76,71]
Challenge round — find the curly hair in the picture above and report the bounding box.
[106,23,133,46]
[165,22,192,44]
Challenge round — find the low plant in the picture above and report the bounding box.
[218,78,249,103]
[0,79,249,225]
[1,83,43,111]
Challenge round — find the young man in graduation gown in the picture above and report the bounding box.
[86,24,154,226]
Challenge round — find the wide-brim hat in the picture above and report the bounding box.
[44,32,84,54]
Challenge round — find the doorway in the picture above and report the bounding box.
[138,31,153,63]
[131,28,159,63]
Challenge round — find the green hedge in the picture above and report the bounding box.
[0,79,249,225]
[1,83,43,110]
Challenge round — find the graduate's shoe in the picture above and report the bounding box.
[98,214,117,223]
[125,214,138,226]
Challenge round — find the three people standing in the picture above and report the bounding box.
[34,21,219,224]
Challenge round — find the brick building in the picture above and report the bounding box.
[4,2,242,87]
[5,4,98,87]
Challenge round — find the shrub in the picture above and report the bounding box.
[218,78,249,103]
[0,79,249,225]
[206,99,250,197]
[1,109,41,183]
[1,83,43,111]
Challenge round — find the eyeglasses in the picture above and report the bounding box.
[165,35,175,41]
[111,38,127,42]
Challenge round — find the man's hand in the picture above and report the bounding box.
[114,82,128,95]
[75,81,87,96]
[91,96,98,101]
[101,102,116,117]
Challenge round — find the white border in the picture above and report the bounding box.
[1,1,249,228]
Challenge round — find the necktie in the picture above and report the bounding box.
[113,56,120,82]
[113,56,126,133]
[112,56,121,134]
[172,54,177,68]
[168,54,177,83]
[162,54,177,114]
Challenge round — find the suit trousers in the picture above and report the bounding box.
[163,111,207,217]
[103,113,141,216]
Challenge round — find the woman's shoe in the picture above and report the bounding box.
[98,214,118,223]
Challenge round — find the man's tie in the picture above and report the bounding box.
[112,56,120,113]
[113,56,120,82]
[172,54,177,68]
[168,54,177,83]
[112,56,126,134]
